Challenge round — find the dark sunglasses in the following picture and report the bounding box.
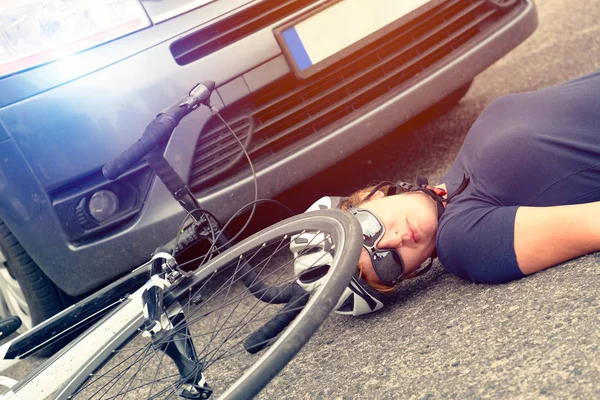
[349,207,405,286]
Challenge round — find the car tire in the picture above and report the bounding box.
[0,220,70,338]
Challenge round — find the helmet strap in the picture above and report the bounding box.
[397,173,471,220]
[409,257,435,278]
[361,181,398,203]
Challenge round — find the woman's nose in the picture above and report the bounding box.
[377,231,402,249]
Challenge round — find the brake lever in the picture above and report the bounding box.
[179,81,216,111]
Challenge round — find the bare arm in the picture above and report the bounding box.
[514,202,600,275]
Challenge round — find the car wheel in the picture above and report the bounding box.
[0,220,70,337]
[0,252,33,333]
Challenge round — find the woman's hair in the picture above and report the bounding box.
[339,182,398,294]
[357,264,397,293]
[339,183,394,211]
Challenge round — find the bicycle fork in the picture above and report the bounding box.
[141,253,213,399]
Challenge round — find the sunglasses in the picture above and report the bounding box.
[349,207,405,286]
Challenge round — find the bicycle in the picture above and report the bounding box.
[0,82,362,399]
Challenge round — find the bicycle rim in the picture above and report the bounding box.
[13,210,361,400]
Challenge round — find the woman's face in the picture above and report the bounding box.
[356,191,439,285]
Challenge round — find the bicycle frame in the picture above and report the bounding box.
[0,249,213,397]
[2,274,158,398]
[0,216,226,372]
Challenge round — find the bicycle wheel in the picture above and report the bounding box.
[5,209,361,400]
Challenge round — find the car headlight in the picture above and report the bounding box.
[0,0,151,77]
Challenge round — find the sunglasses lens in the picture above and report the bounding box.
[353,209,405,285]
[355,211,384,247]
[371,250,404,285]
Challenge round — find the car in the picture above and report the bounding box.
[0,0,537,332]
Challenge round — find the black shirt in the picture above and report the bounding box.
[437,70,600,283]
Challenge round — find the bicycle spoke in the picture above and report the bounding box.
[201,263,292,368]
[86,374,177,385]
[202,302,310,371]
[149,345,181,400]
[83,345,152,400]
[111,239,329,367]
[160,233,328,344]
[178,232,326,325]
[199,244,331,370]
[93,373,181,400]
[182,305,307,342]
[198,253,276,363]
[179,243,286,325]
[91,355,180,400]
[112,344,158,399]
[147,345,168,399]
[79,346,149,391]
[149,254,292,344]
[201,255,248,365]
[77,343,173,399]
[145,382,180,400]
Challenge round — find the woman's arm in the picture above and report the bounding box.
[514,202,600,275]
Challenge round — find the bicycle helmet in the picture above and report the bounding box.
[291,196,386,316]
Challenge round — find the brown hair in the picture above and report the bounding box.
[358,264,397,293]
[339,182,398,294]
[339,183,395,211]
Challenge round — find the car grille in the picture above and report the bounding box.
[188,0,525,192]
[171,0,321,65]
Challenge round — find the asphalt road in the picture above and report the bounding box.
[3,1,599,399]
[269,0,600,398]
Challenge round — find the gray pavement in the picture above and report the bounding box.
[270,0,600,398]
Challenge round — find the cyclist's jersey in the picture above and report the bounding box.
[437,70,600,283]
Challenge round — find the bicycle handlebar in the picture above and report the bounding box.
[102,81,215,180]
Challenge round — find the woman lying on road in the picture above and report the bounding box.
[298,70,600,316]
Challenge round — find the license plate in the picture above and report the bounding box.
[274,0,442,79]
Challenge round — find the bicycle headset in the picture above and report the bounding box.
[292,174,469,316]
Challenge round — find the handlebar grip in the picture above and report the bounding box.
[102,81,216,180]
[145,150,187,194]
[102,116,176,180]
[243,283,309,354]
[102,135,155,180]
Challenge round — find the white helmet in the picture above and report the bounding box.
[291,196,387,316]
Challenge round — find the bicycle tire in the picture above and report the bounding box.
[3,209,361,400]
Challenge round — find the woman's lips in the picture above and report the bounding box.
[406,219,420,243]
